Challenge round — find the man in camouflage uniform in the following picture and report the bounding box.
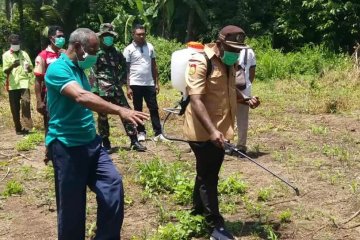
[90,23,146,152]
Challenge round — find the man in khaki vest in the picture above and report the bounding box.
[184,25,246,240]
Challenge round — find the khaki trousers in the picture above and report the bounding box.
[236,103,249,150]
[8,88,33,132]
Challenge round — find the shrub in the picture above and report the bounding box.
[246,37,350,81]
[147,35,184,84]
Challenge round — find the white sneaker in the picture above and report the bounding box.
[153,134,171,142]
[137,132,146,142]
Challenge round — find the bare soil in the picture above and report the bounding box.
[0,93,359,240]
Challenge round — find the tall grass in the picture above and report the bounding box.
[247,37,351,81]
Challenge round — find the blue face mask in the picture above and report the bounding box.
[221,51,239,66]
[54,37,65,48]
[103,36,114,46]
[77,47,98,69]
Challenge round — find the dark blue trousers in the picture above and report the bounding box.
[49,136,124,240]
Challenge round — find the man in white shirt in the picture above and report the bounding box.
[236,46,260,154]
[123,24,167,142]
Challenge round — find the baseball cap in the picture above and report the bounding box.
[218,25,246,49]
[97,23,118,37]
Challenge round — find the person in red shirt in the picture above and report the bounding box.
[34,25,65,163]
[34,25,65,133]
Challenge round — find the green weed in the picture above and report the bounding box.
[311,124,328,135]
[219,174,248,195]
[173,176,194,205]
[219,198,238,214]
[322,144,350,162]
[19,165,33,180]
[2,180,24,197]
[43,165,54,180]
[257,187,272,202]
[136,157,194,201]
[349,180,359,194]
[264,225,279,240]
[279,209,292,223]
[15,132,44,151]
[151,211,206,240]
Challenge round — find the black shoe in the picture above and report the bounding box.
[233,149,246,158]
[130,141,147,152]
[16,129,29,135]
[102,137,112,152]
[210,227,235,240]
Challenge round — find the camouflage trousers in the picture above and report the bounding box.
[97,93,137,138]
[8,89,33,133]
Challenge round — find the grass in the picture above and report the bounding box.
[15,131,44,151]
[279,209,292,223]
[2,180,24,197]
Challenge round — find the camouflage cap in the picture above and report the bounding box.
[97,23,118,37]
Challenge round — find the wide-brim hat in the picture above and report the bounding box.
[218,25,246,49]
[97,23,118,37]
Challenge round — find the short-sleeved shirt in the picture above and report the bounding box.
[34,46,61,94]
[45,53,96,147]
[183,43,237,142]
[90,46,126,97]
[2,49,33,90]
[123,41,155,86]
[238,48,256,96]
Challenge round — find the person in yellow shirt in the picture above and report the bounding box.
[184,25,245,240]
[2,34,33,135]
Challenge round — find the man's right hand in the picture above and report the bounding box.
[118,107,149,126]
[209,130,226,149]
[12,60,20,68]
[36,101,46,115]
[127,87,133,100]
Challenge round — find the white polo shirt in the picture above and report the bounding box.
[238,48,256,96]
[123,41,156,86]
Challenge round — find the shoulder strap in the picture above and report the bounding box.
[179,52,212,116]
[201,52,212,79]
[244,48,248,66]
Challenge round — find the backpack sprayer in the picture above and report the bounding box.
[164,42,300,196]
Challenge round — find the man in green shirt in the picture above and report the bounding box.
[45,28,149,240]
[2,34,33,135]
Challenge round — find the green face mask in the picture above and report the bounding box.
[103,36,114,46]
[221,51,239,66]
[77,46,98,69]
[54,37,65,48]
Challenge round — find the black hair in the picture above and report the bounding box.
[48,25,64,38]
[133,24,145,33]
[8,34,20,42]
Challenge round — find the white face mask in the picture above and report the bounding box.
[11,45,20,51]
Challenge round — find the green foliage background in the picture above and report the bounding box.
[0,0,357,86]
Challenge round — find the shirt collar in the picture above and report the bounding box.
[204,43,218,60]
[60,53,76,68]
[10,49,20,54]
[132,41,146,48]
[46,45,57,53]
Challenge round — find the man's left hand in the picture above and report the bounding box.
[155,84,160,94]
[248,96,260,109]
[118,107,149,126]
